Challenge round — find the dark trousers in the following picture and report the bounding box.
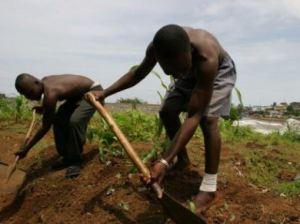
[53,85,102,164]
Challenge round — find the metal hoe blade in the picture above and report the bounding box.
[160,191,206,224]
[87,94,207,224]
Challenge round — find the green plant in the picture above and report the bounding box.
[118,201,130,211]
[0,97,14,119]
[274,180,300,196]
[229,87,244,122]
[15,95,31,121]
[117,97,147,105]
[245,151,280,187]
[0,95,31,121]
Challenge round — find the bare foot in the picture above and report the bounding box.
[193,191,220,214]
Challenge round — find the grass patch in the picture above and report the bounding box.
[274,180,300,196]
[244,151,280,187]
[242,145,300,196]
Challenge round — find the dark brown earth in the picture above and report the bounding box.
[0,163,26,211]
[0,120,299,224]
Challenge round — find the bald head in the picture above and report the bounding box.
[15,73,43,100]
[153,25,193,78]
[153,24,191,58]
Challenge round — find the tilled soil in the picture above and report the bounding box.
[0,121,299,224]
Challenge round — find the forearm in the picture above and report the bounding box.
[23,125,51,152]
[163,115,201,163]
[104,70,143,97]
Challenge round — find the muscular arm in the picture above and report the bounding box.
[103,44,157,97]
[19,93,57,156]
[163,48,218,164]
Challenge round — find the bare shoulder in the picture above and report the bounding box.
[140,42,157,68]
[145,42,155,58]
[183,27,222,58]
[42,86,58,107]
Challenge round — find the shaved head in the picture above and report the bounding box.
[153,24,193,78]
[15,73,43,100]
[153,24,191,58]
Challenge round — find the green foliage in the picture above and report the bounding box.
[228,87,244,122]
[152,70,169,92]
[87,110,160,164]
[87,117,124,161]
[118,201,130,211]
[274,180,300,197]
[0,97,14,119]
[243,148,300,196]
[281,130,300,142]
[152,69,174,104]
[223,120,300,197]
[219,119,255,141]
[234,87,244,107]
[229,105,241,122]
[15,95,31,121]
[245,151,280,187]
[117,97,147,104]
[113,110,157,141]
[0,95,31,121]
[286,105,300,116]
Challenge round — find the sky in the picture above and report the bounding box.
[0,0,299,105]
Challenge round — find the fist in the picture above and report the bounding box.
[140,162,167,186]
[15,148,29,159]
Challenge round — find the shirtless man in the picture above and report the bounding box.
[88,24,236,213]
[15,74,103,178]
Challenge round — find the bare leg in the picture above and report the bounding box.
[201,117,221,174]
[194,116,221,213]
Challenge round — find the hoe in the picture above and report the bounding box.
[87,93,206,224]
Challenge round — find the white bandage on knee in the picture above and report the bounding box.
[199,173,218,192]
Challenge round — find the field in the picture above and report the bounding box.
[0,97,300,224]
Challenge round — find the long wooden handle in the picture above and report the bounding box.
[87,93,163,198]
[6,109,36,182]
[25,109,36,140]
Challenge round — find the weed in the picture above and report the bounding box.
[0,95,32,121]
[274,180,300,196]
[118,201,130,211]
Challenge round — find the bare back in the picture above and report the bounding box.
[183,27,228,61]
[42,74,94,101]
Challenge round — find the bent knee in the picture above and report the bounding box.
[159,108,181,121]
[200,117,219,132]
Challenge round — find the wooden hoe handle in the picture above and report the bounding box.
[86,93,163,198]
[6,109,36,182]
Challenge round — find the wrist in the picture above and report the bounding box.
[158,158,170,169]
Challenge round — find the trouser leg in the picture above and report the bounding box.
[65,99,96,164]
[53,102,74,159]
